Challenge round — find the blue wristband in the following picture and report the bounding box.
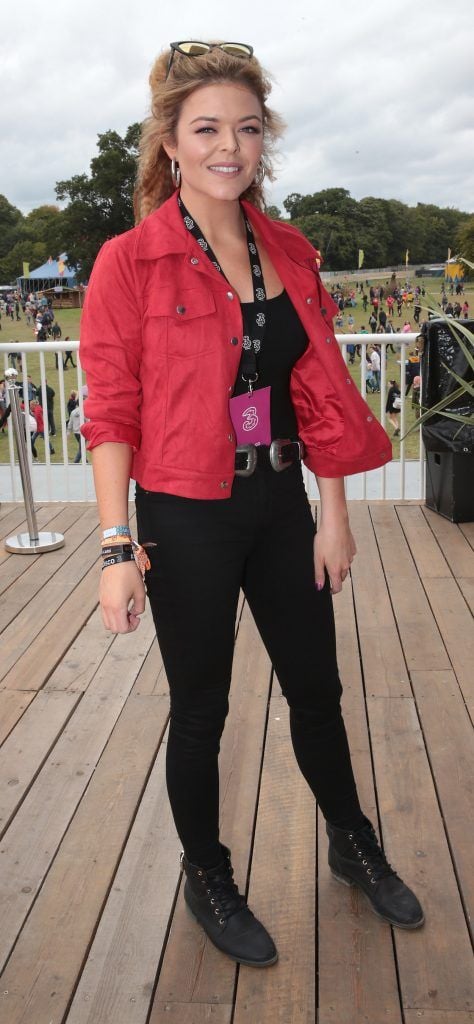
[102,525,131,539]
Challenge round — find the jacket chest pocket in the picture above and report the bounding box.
[147,286,218,359]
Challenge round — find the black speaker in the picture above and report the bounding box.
[425,451,474,522]
[420,319,474,522]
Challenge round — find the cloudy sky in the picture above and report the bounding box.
[1,0,473,216]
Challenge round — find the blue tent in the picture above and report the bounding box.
[17,253,78,292]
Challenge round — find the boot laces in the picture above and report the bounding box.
[204,860,247,921]
[350,824,396,882]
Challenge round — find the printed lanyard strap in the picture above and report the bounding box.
[177,195,267,386]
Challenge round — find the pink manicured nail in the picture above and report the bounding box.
[316,581,324,591]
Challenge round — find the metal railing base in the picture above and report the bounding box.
[5,530,65,553]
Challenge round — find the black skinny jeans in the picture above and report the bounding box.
[135,463,364,868]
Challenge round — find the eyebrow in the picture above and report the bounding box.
[189,114,262,125]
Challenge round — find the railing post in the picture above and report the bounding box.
[3,368,65,554]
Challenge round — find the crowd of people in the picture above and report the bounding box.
[1,290,77,367]
[0,375,87,463]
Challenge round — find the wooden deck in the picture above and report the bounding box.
[0,499,473,1024]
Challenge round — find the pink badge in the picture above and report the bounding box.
[229,386,271,446]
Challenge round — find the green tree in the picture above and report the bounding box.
[0,240,48,282]
[456,215,474,277]
[21,204,66,257]
[0,195,23,263]
[55,123,141,280]
[264,204,282,220]
[357,197,391,268]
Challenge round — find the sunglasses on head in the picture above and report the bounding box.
[166,41,254,80]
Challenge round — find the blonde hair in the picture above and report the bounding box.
[134,44,285,223]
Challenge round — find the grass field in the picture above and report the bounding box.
[1,276,471,466]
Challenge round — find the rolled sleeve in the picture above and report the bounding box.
[79,236,142,451]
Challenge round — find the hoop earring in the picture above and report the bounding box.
[171,158,181,188]
[254,160,265,187]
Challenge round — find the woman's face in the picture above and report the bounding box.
[164,82,264,203]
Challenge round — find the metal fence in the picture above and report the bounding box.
[1,335,424,502]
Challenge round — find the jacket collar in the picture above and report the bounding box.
[134,193,317,270]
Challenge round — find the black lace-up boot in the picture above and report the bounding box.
[326,818,424,929]
[181,843,278,966]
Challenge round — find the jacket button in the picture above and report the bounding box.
[306,297,313,304]
[220,480,229,488]
[226,291,234,300]
[230,337,239,346]
[190,257,199,265]
[367,415,373,422]
[227,433,233,442]
[176,305,186,314]
[346,378,351,384]
[228,385,233,393]
[321,307,327,316]
[325,336,332,344]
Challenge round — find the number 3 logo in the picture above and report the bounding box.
[242,406,259,431]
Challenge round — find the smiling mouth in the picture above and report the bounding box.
[208,165,242,174]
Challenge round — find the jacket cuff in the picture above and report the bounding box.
[304,445,392,478]
[80,421,141,452]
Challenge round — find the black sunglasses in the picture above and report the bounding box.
[166,41,254,80]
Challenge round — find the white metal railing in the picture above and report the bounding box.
[1,336,424,503]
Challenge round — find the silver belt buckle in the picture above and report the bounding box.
[235,444,258,477]
[269,438,304,472]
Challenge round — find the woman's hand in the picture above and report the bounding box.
[314,519,357,594]
[99,560,146,633]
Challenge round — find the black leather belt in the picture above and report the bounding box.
[234,439,305,477]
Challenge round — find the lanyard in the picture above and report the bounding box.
[177,195,267,392]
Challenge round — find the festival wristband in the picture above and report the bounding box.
[102,525,131,540]
[101,544,133,557]
[102,552,135,569]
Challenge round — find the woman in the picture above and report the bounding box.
[80,41,423,969]
[386,379,401,435]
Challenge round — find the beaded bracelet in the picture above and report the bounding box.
[102,552,135,570]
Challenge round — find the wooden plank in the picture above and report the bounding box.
[0,691,169,1024]
[0,504,86,596]
[457,576,474,614]
[0,504,50,545]
[404,1012,474,1023]
[0,506,99,634]
[368,696,474,1012]
[148,1007,232,1023]
[0,690,35,744]
[318,576,403,1024]
[65,720,180,1024]
[410,670,474,932]
[370,504,451,673]
[0,616,157,972]
[129,637,167,697]
[0,563,101,690]
[44,605,116,693]
[397,504,452,578]
[0,506,99,681]
[348,502,411,699]
[422,507,474,577]
[422,578,474,702]
[0,690,80,835]
[232,693,316,1024]
[458,521,474,549]
[148,601,272,1021]
[1,510,137,691]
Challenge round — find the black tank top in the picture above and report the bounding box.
[233,289,309,438]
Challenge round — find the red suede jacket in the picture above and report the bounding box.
[80,194,392,498]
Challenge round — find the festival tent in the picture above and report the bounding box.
[17,253,78,293]
[444,258,465,281]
